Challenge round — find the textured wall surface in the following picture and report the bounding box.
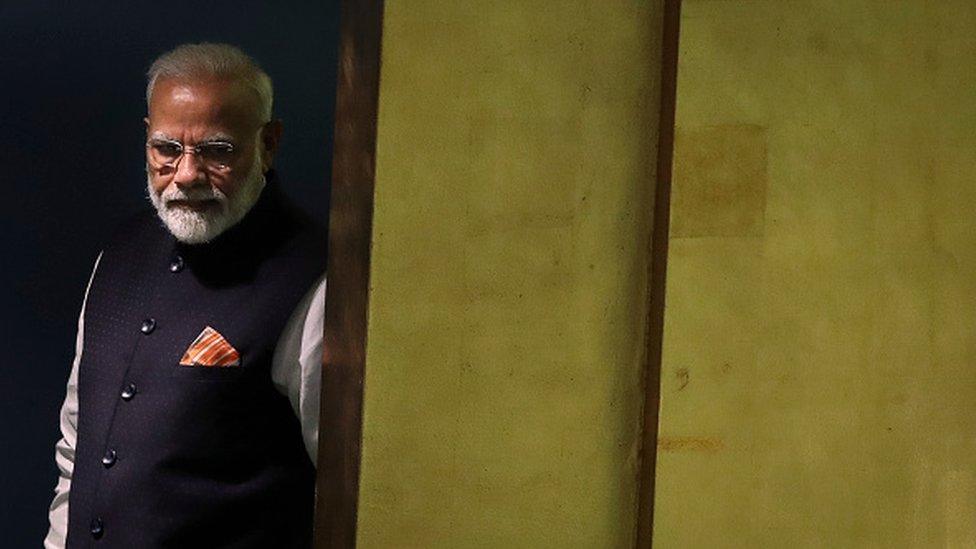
[355,2,663,547]
[655,1,976,547]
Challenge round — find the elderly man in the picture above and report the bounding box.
[45,43,326,548]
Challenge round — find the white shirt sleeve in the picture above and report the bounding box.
[45,252,102,549]
[271,273,327,465]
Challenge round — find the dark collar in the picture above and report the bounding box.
[174,170,296,286]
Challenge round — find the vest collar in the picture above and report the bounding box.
[173,170,294,285]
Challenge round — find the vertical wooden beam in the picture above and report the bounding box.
[636,0,682,547]
[314,0,384,547]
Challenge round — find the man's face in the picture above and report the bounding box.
[145,76,278,244]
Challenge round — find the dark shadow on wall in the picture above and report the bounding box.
[0,2,339,544]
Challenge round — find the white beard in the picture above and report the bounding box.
[147,154,266,244]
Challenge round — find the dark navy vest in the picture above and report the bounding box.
[66,173,326,548]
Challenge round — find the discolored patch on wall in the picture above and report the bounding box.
[658,436,723,453]
[670,124,768,238]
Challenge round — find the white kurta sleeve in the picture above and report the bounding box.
[45,252,102,549]
[271,273,327,465]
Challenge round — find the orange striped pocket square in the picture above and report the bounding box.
[179,326,241,367]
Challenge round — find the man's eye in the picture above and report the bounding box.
[153,143,182,159]
[198,143,235,163]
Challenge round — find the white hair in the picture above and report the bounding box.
[146,42,273,121]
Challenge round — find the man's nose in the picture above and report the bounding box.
[172,151,208,188]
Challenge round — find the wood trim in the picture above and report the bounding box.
[314,0,385,547]
[636,0,682,547]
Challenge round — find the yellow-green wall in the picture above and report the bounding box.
[655,1,976,547]
[356,2,663,547]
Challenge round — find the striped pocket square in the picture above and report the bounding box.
[179,326,241,367]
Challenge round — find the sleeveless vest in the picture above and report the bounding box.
[66,173,326,548]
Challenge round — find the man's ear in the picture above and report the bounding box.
[261,119,284,170]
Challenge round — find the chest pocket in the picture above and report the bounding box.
[168,324,249,382]
[169,362,248,382]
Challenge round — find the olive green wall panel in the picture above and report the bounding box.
[356,2,664,547]
[655,1,976,547]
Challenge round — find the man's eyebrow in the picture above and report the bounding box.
[199,133,236,144]
[147,131,178,142]
[146,132,236,143]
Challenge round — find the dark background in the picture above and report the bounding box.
[0,2,339,544]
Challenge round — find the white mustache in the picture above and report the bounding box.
[162,185,226,204]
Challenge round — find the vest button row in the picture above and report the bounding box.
[90,517,104,539]
[141,318,156,335]
[101,449,117,468]
[170,254,184,273]
[121,383,137,401]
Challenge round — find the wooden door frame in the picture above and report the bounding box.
[313,0,385,547]
[636,0,682,547]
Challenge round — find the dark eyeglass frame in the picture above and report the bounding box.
[145,138,238,171]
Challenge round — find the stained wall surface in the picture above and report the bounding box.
[654,1,976,547]
[353,2,663,547]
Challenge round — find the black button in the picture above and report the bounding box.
[169,255,184,273]
[121,383,136,401]
[140,318,156,334]
[101,449,117,468]
[90,517,104,539]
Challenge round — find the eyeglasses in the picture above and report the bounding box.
[146,138,237,171]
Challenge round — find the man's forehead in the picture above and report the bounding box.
[147,76,261,123]
[165,83,198,105]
